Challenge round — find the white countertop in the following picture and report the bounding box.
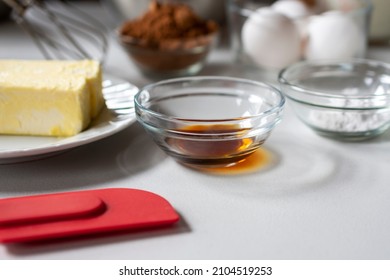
[0,3,390,260]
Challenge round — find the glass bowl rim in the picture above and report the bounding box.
[278,58,390,102]
[134,75,285,123]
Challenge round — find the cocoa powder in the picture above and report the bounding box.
[118,1,218,77]
[119,0,218,50]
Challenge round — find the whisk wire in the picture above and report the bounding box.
[2,0,108,62]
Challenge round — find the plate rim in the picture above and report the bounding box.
[0,76,137,161]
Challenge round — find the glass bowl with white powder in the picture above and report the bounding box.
[278,59,390,141]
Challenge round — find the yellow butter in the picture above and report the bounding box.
[55,60,103,118]
[0,60,103,137]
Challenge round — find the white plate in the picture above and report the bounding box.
[0,76,139,164]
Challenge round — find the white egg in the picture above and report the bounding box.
[272,0,313,19]
[304,11,365,60]
[241,7,302,69]
[271,0,313,45]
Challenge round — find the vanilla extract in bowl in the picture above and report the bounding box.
[134,76,285,169]
[166,124,262,167]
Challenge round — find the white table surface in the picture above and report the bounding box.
[0,3,390,260]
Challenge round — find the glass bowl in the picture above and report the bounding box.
[134,76,285,168]
[278,59,390,141]
[117,32,217,79]
[115,0,219,79]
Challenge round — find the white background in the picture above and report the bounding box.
[0,3,390,261]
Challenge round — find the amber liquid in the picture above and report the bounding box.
[195,148,272,175]
[167,124,270,173]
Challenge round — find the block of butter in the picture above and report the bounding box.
[62,60,104,118]
[0,60,103,137]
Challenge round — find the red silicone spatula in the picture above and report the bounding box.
[0,188,179,243]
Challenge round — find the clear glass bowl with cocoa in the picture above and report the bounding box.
[117,1,218,79]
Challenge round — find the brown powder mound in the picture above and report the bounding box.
[119,0,218,50]
[300,0,316,7]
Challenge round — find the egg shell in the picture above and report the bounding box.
[304,11,365,60]
[241,7,302,69]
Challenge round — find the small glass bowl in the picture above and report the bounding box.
[117,31,217,79]
[134,76,285,168]
[278,59,390,141]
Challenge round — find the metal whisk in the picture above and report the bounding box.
[2,0,109,62]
